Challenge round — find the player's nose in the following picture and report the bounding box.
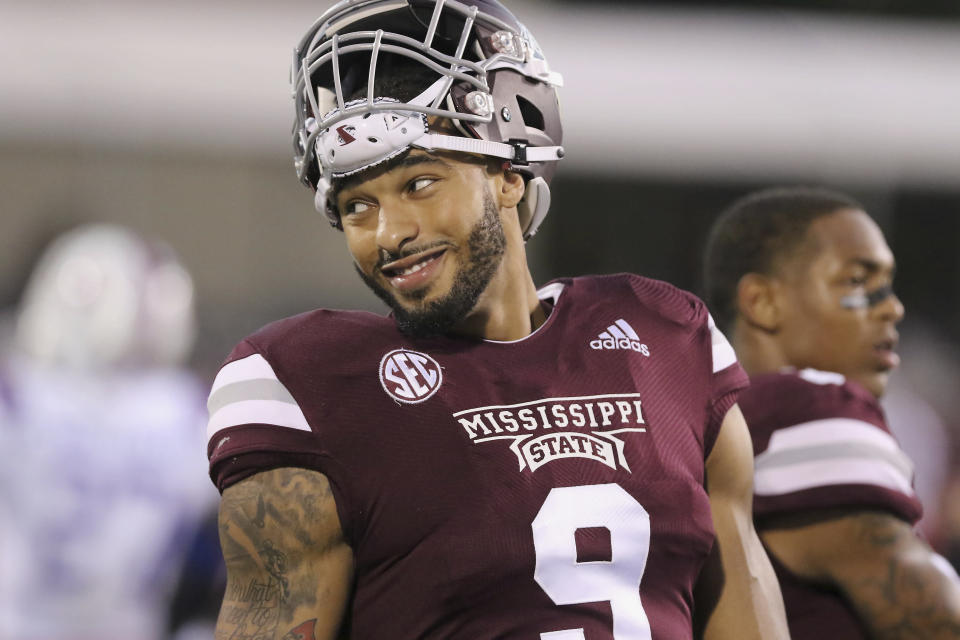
[375,201,420,254]
[874,290,905,324]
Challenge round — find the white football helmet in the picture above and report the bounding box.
[291,0,564,239]
[14,224,197,370]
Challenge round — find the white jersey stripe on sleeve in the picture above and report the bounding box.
[207,400,312,442]
[757,441,914,480]
[707,313,737,373]
[206,353,311,445]
[754,417,915,497]
[763,417,903,452]
[210,353,280,393]
[207,378,298,416]
[754,457,915,497]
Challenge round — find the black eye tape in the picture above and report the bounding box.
[866,285,894,307]
[841,285,895,309]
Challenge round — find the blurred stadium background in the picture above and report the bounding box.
[1,0,958,636]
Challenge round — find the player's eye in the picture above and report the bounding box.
[845,275,868,287]
[408,177,437,193]
[343,200,373,217]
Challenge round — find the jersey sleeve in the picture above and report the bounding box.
[620,274,749,456]
[206,339,330,494]
[740,370,923,525]
[705,311,749,437]
[695,307,749,457]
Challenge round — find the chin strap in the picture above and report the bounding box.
[412,133,564,165]
[314,124,562,238]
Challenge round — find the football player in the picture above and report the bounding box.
[0,224,215,640]
[207,1,789,638]
[703,186,960,638]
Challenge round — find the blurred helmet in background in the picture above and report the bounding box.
[14,224,197,370]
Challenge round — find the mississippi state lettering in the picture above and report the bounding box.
[453,394,647,472]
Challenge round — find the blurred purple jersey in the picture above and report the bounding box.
[0,361,214,640]
[207,274,747,639]
[739,369,923,640]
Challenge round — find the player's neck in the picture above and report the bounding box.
[732,322,793,377]
[453,235,544,342]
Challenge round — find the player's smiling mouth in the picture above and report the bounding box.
[380,248,448,292]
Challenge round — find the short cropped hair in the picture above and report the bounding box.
[702,186,863,334]
[345,55,438,103]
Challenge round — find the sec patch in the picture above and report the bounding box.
[379,349,443,404]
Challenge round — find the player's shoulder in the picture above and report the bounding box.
[210,307,397,419]
[744,369,920,524]
[564,272,706,328]
[207,308,392,493]
[744,368,882,420]
[223,307,394,367]
[740,368,887,452]
[247,307,394,350]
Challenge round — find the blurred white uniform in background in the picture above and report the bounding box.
[0,224,217,640]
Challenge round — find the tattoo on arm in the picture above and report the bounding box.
[282,619,318,640]
[215,468,343,639]
[844,513,960,640]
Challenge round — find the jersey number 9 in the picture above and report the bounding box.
[532,483,652,640]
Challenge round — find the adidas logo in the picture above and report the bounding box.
[590,319,650,356]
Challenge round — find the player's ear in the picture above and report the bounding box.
[497,169,526,209]
[736,273,781,332]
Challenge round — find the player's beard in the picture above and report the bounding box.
[356,188,507,338]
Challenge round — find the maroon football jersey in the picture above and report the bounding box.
[207,273,747,639]
[738,369,923,640]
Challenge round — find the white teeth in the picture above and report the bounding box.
[395,255,435,277]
